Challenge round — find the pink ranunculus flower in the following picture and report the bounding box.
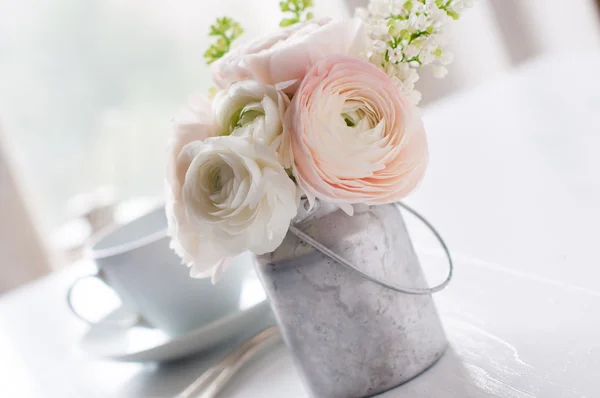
[165,94,230,279]
[287,55,429,215]
[211,18,367,94]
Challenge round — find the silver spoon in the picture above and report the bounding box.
[176,327,280,398]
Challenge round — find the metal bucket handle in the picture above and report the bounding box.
[288,202,453,295]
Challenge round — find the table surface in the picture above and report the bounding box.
[2,53,600,398]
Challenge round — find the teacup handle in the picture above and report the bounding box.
[66,272,140,327]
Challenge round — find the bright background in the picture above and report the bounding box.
[0,0,348,227]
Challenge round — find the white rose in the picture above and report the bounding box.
[213,80,292,168]
[175,136,298,278]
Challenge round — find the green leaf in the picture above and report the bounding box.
[279,0,314,27]
[280,18,296,27]
[204,16,244,65]
[446,9,460,20]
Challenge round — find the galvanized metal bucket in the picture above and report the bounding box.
[254,200,452,398]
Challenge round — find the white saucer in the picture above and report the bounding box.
[80,277,271,362]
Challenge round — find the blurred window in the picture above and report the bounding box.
[0,0,293,227]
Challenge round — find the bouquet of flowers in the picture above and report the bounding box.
[165,0,472,281]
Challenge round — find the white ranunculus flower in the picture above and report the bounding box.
[213,80,292,168]
[166,94,218,199]
[176,136,298,279]
[165,94,225,278]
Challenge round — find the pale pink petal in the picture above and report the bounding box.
[287,55,428,207]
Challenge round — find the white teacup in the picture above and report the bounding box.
[67,206,249,337]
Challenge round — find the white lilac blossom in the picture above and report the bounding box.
[356,0,474,104]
